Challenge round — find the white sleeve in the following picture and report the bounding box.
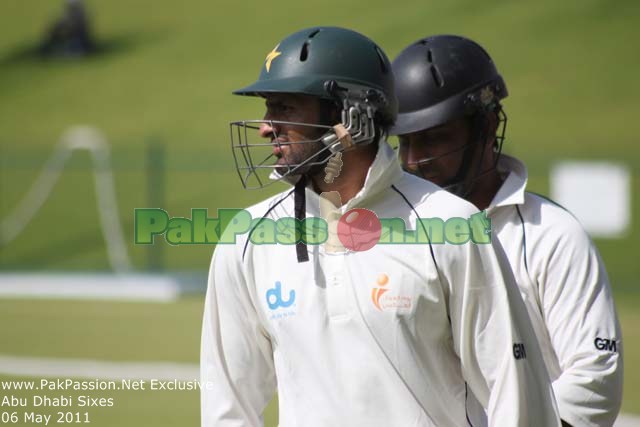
[200,242,276,427]
[441,239,561,427]
[536,220,622,427]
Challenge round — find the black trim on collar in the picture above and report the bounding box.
[242,188,295,262]
[515,205,529,274]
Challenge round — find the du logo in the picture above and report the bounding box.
[266,281,296,310]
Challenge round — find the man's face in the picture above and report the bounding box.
[259,93,329,176]
[398,118,471,187]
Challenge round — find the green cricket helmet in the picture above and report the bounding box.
[230,26,397,189]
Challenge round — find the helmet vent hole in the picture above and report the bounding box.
[419,39,429,45]
[300,41,310,62]
[430,65,444,87]
[427,49,433,63]
[374,46,388,73]
[308,29,321,38]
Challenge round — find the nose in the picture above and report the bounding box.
[400,136,430,169]
[259,121,274,139]
[259,115,283,139]
[399,138,417,170]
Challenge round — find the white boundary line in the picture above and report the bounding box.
[0,273,206,302]
[0,355,197,381]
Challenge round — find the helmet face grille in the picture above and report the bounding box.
[229,120,335,190]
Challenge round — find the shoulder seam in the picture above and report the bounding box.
[526,191,585,226]
[390,184,439,273]
[527,191,569,212]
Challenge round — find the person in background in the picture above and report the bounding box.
[391,34,623,427]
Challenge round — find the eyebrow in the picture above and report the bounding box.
[266,99,285,107]
[429,127,455,135]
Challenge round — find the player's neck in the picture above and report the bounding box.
[467,169,502,211]
[311,145,377,205]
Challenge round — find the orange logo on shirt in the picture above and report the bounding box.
[371,273,413,312]
[371,274,389,311]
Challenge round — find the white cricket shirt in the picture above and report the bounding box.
[484,155,623,427]
[201,143,561,426]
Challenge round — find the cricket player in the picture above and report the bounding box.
[201,27,561,426]
[390,35,623,426]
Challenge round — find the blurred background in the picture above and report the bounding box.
[0,0,638,425]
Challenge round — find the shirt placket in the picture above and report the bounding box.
[325,253,350,321]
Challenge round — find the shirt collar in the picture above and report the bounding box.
[489,154,528,209]
[272,141,403,214]
[343,141,403,210]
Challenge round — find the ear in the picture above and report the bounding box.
[318,99,342,126]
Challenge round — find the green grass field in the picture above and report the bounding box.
[1,0,639,425]
[0,374,200,426]
[1,0,639,274]
[0,295,636,425]
[0,298,276,426]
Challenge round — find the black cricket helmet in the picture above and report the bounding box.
[390,34,508,196]
[230,26,397,189]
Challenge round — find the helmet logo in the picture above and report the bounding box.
[480,86,495,106]
[265,44,282,72]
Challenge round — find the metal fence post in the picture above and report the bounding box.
[146,138,165,271]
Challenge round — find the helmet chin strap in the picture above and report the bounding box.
[294,175,309,263]
[285,84,388,263]
[292,109,369,264]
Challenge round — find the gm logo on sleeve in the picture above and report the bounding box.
[594,337,618,352]
[266,281,296,310]
[513,343,526,360]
